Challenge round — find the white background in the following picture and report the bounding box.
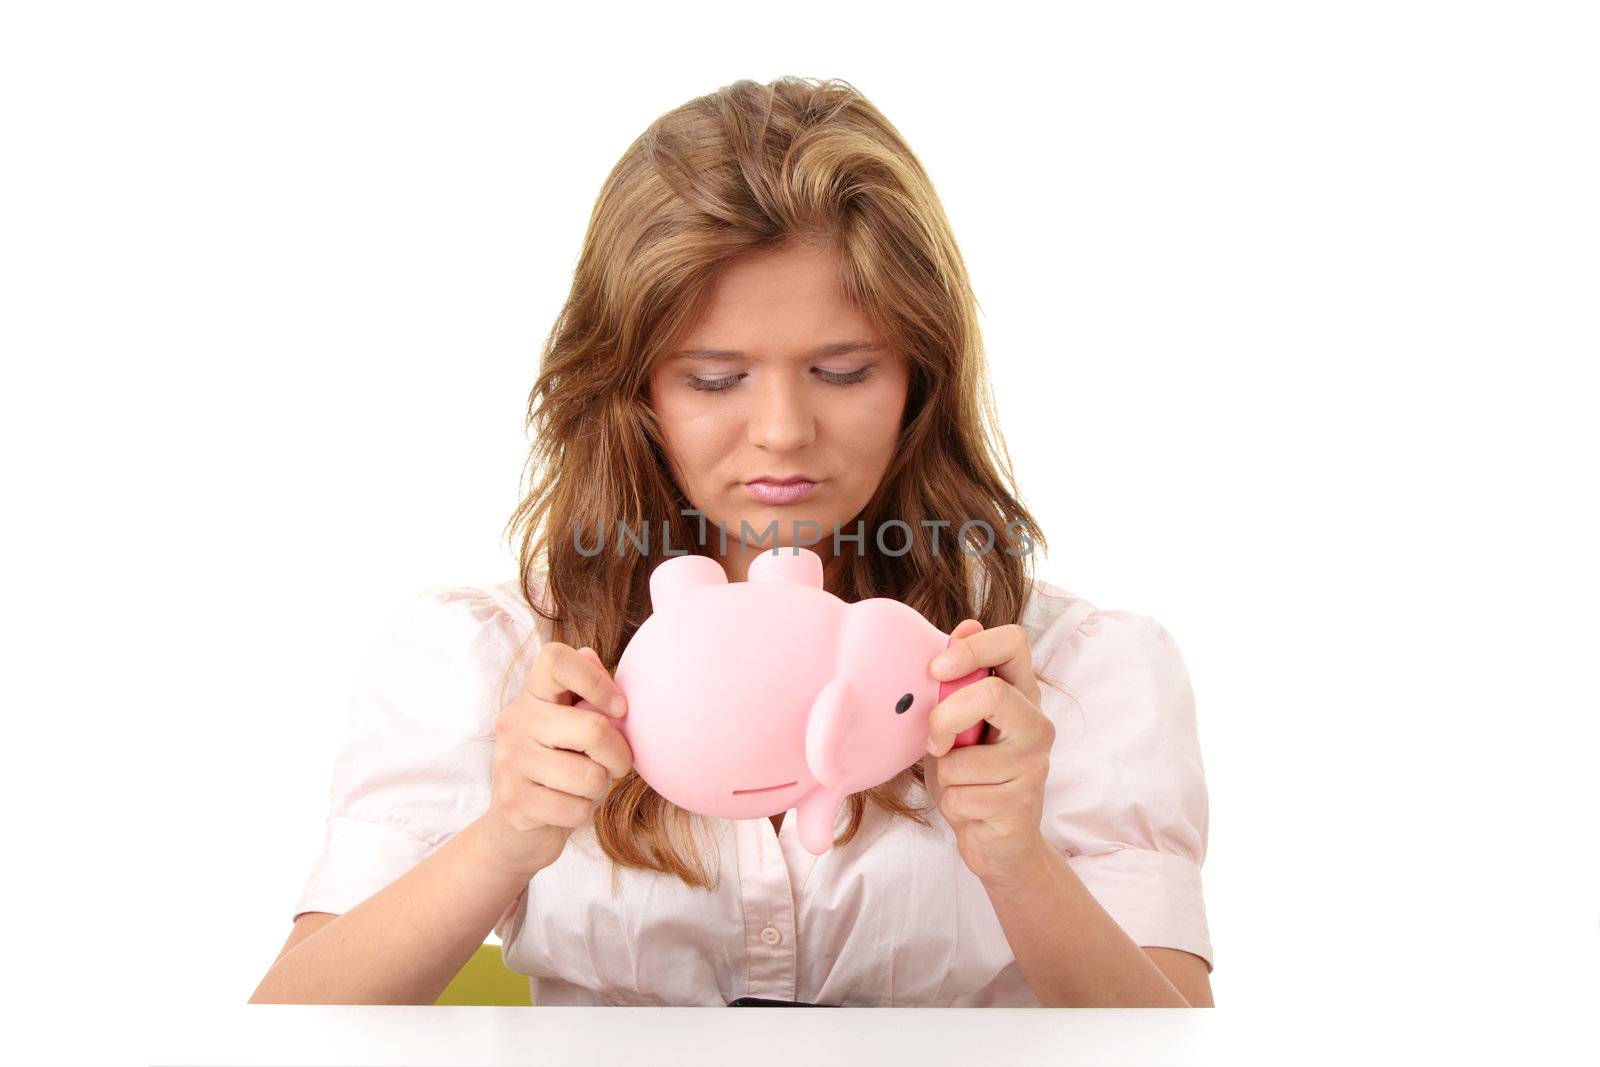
[2,2,1595,1064]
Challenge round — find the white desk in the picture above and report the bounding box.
[145,1006,1205,1065]
[130,1002,1586,1067]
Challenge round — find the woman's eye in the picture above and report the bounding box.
[817,366,873,386]
[684,374,743,392]
[683,365,873,393]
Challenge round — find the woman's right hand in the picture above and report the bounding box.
[476,641,633,879]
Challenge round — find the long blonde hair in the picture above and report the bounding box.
[499,76,1058,891]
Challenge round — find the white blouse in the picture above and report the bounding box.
[292,572,1213,1006]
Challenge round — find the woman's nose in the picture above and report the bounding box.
[746,374,816,452]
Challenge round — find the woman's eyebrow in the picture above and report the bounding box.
[671,340,883,361]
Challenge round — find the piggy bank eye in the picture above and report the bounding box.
[895,693,914,714]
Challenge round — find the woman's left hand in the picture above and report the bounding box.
[924,618,1057,890]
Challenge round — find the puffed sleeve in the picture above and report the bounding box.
[1036,608,1214,971]
[291,584,537,923]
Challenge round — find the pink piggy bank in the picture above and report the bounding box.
[575,547,991,855]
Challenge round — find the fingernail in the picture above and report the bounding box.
[930,653,954,676]
[609,696,627,717]
[926,737,940,756]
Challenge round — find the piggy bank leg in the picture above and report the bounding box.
[797,788,846,855]
[649,553,728,611]
[746,547,824,588]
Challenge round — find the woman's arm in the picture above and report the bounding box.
[1143,947,1214,1007]
[928,622,1213,1007]
[981,842,1211,1007]
[249,816,535,1005]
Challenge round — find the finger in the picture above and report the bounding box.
[522,744,614,801]
[937,780,1022,824]
[926,618,984,682]
[571,646,621,715]
[928,674,1042,757]
[528,643,629,718]
[573,645,633,720]
[929,619,992,750]
[949,617,984,641]
[929,735,1030,789]
[533,705,635,781]
[520,780,598,829]
[927,673,1003,755]
[929,623,1040,706]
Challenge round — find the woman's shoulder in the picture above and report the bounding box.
[360,573,551,717]
[401,572,550,642]
[373,575,551,690]
[1017,574,1101,661]
[1019,573,1097,634]
[1019,574,1186,675]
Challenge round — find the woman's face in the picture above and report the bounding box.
[648,239,910,583]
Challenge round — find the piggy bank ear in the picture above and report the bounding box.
[805,677,859,788]
[649,553,727,612]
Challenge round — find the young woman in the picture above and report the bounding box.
[251,76,1214,1008]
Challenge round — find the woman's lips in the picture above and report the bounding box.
[744,480,818,505]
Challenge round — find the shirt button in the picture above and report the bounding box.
[760,925,783,946]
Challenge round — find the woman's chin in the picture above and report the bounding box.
[732,508,836,543]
